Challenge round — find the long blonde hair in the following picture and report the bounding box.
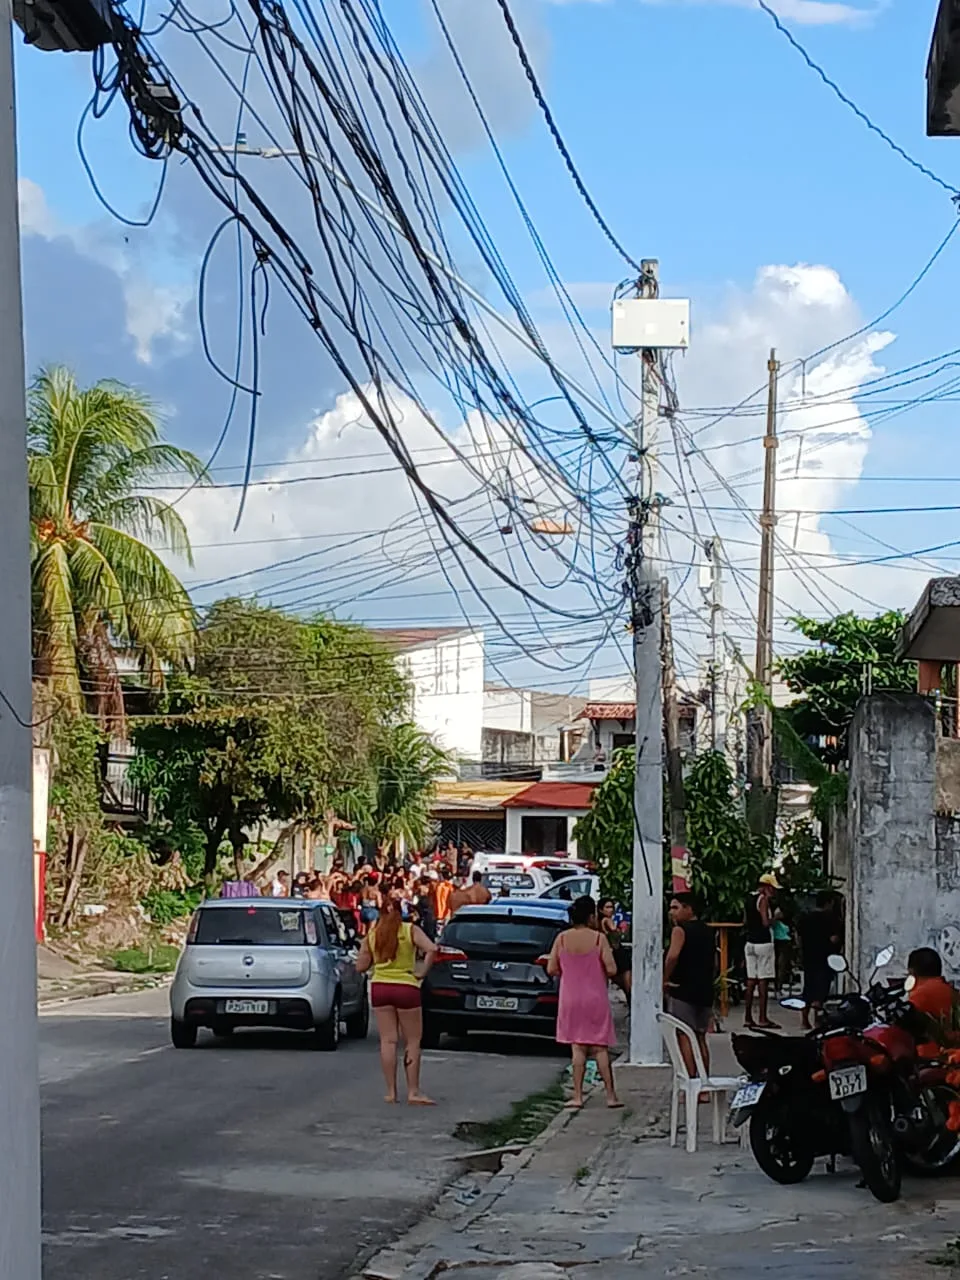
[370,894,403,963]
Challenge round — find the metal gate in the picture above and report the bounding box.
[436,819,505,852]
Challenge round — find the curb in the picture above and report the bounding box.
[38,975,171,1009]
[352,1084,591,1280]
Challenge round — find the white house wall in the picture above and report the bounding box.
[399,633,484,761]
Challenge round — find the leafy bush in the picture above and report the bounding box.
[140,886,204,926]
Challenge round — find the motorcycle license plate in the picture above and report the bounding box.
[828,1065,867,1101]
[730,1082,765,1111]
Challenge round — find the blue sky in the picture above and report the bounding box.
[12,0,960,689]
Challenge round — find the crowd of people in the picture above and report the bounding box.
[265,842,491,939]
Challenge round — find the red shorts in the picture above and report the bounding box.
[370,983,421,1010]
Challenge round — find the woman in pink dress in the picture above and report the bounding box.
[547,895,622,1109]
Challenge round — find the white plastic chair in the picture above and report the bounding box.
[657,1011,741,1153]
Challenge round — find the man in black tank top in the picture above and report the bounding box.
[664,893,716,1076]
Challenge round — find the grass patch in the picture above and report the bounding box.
[106,944,180,974]
[453,1079,565,1149]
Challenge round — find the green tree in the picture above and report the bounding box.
[370,722,451,861]
[777,611,916,768]
[46,708,104,927]
[574,748,770,922]
[685,752,767,922]
[129,599,409,881]
[572,745,636,905]
[28,366,204,724]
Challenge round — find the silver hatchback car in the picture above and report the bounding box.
[169,898,368,1050]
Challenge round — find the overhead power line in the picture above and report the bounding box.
[493,0,642,272]
[755,0,960,200]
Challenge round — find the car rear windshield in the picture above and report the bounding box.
[443,915,564,959]
[483,872,535,890]
[194,906,308,946]
[542,864,579,883]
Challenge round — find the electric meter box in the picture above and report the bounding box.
[612,297,690,352]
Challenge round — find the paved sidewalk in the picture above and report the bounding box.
[37,945,166,1006]
[357,1048,960,1280]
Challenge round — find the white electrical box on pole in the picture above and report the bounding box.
[0,7,41,1278]
[613,265,689,1066]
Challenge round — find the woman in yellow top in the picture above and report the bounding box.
[357,894,438,1104]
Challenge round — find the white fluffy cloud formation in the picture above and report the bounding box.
[18,178,191,365]
[172,385,588,622]
[666,262,925,657]
[162,259,917,696]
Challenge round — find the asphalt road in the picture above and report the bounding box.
[39,987,565,1280]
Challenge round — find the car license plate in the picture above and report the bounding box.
[476,995,519,1011]
[224,999,270,1015]
[829,1065,867,1101]
[730,1082,765,1111]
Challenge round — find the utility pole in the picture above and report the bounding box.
[627,259,665,1066]
[748,349,779,835]
[699,537,725,754]
[661,578,686,858]
[613,262,689,1065]
[0,7,41,1279]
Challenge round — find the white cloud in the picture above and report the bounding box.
[173,385,586,614]
[666,262,925,654]
[18,178,59,238]
[18,178,190,364]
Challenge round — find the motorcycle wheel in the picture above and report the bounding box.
[901,1087,960,1175]
[749,1101,815,1185]
[849,1098,901,1203]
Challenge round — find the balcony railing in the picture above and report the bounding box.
[100,751,150,820]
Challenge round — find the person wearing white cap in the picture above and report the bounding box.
[743,871,781,1029]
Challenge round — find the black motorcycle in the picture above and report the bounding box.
[730,1027,847,1184]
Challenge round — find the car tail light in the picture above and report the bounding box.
[434,946,469,964]
[186,911,200,944]
[536,993,559,1005]
[535,954,551,968]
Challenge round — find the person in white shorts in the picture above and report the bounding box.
[743,872,780,1029]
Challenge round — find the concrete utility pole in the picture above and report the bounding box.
[661,578,686,853]
[699,537,725,753]
[0,7,42,1278]
[628,259,664,1066]
[748,349,779,835]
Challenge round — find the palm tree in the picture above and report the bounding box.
[371,722,451,862]
[28,366,205,725]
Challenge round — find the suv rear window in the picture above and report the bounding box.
[194,906,308,946]
[543,865,579,883]
[443,915,564,959]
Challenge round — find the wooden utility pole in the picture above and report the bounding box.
[661,579,686,852]
[748,349,779,834]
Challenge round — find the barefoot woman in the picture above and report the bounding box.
[547,895,622,1110]
[357,894,438,1104]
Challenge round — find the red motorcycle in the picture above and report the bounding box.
[784,948,960,1202]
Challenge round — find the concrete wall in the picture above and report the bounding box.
[846,693,960,980]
